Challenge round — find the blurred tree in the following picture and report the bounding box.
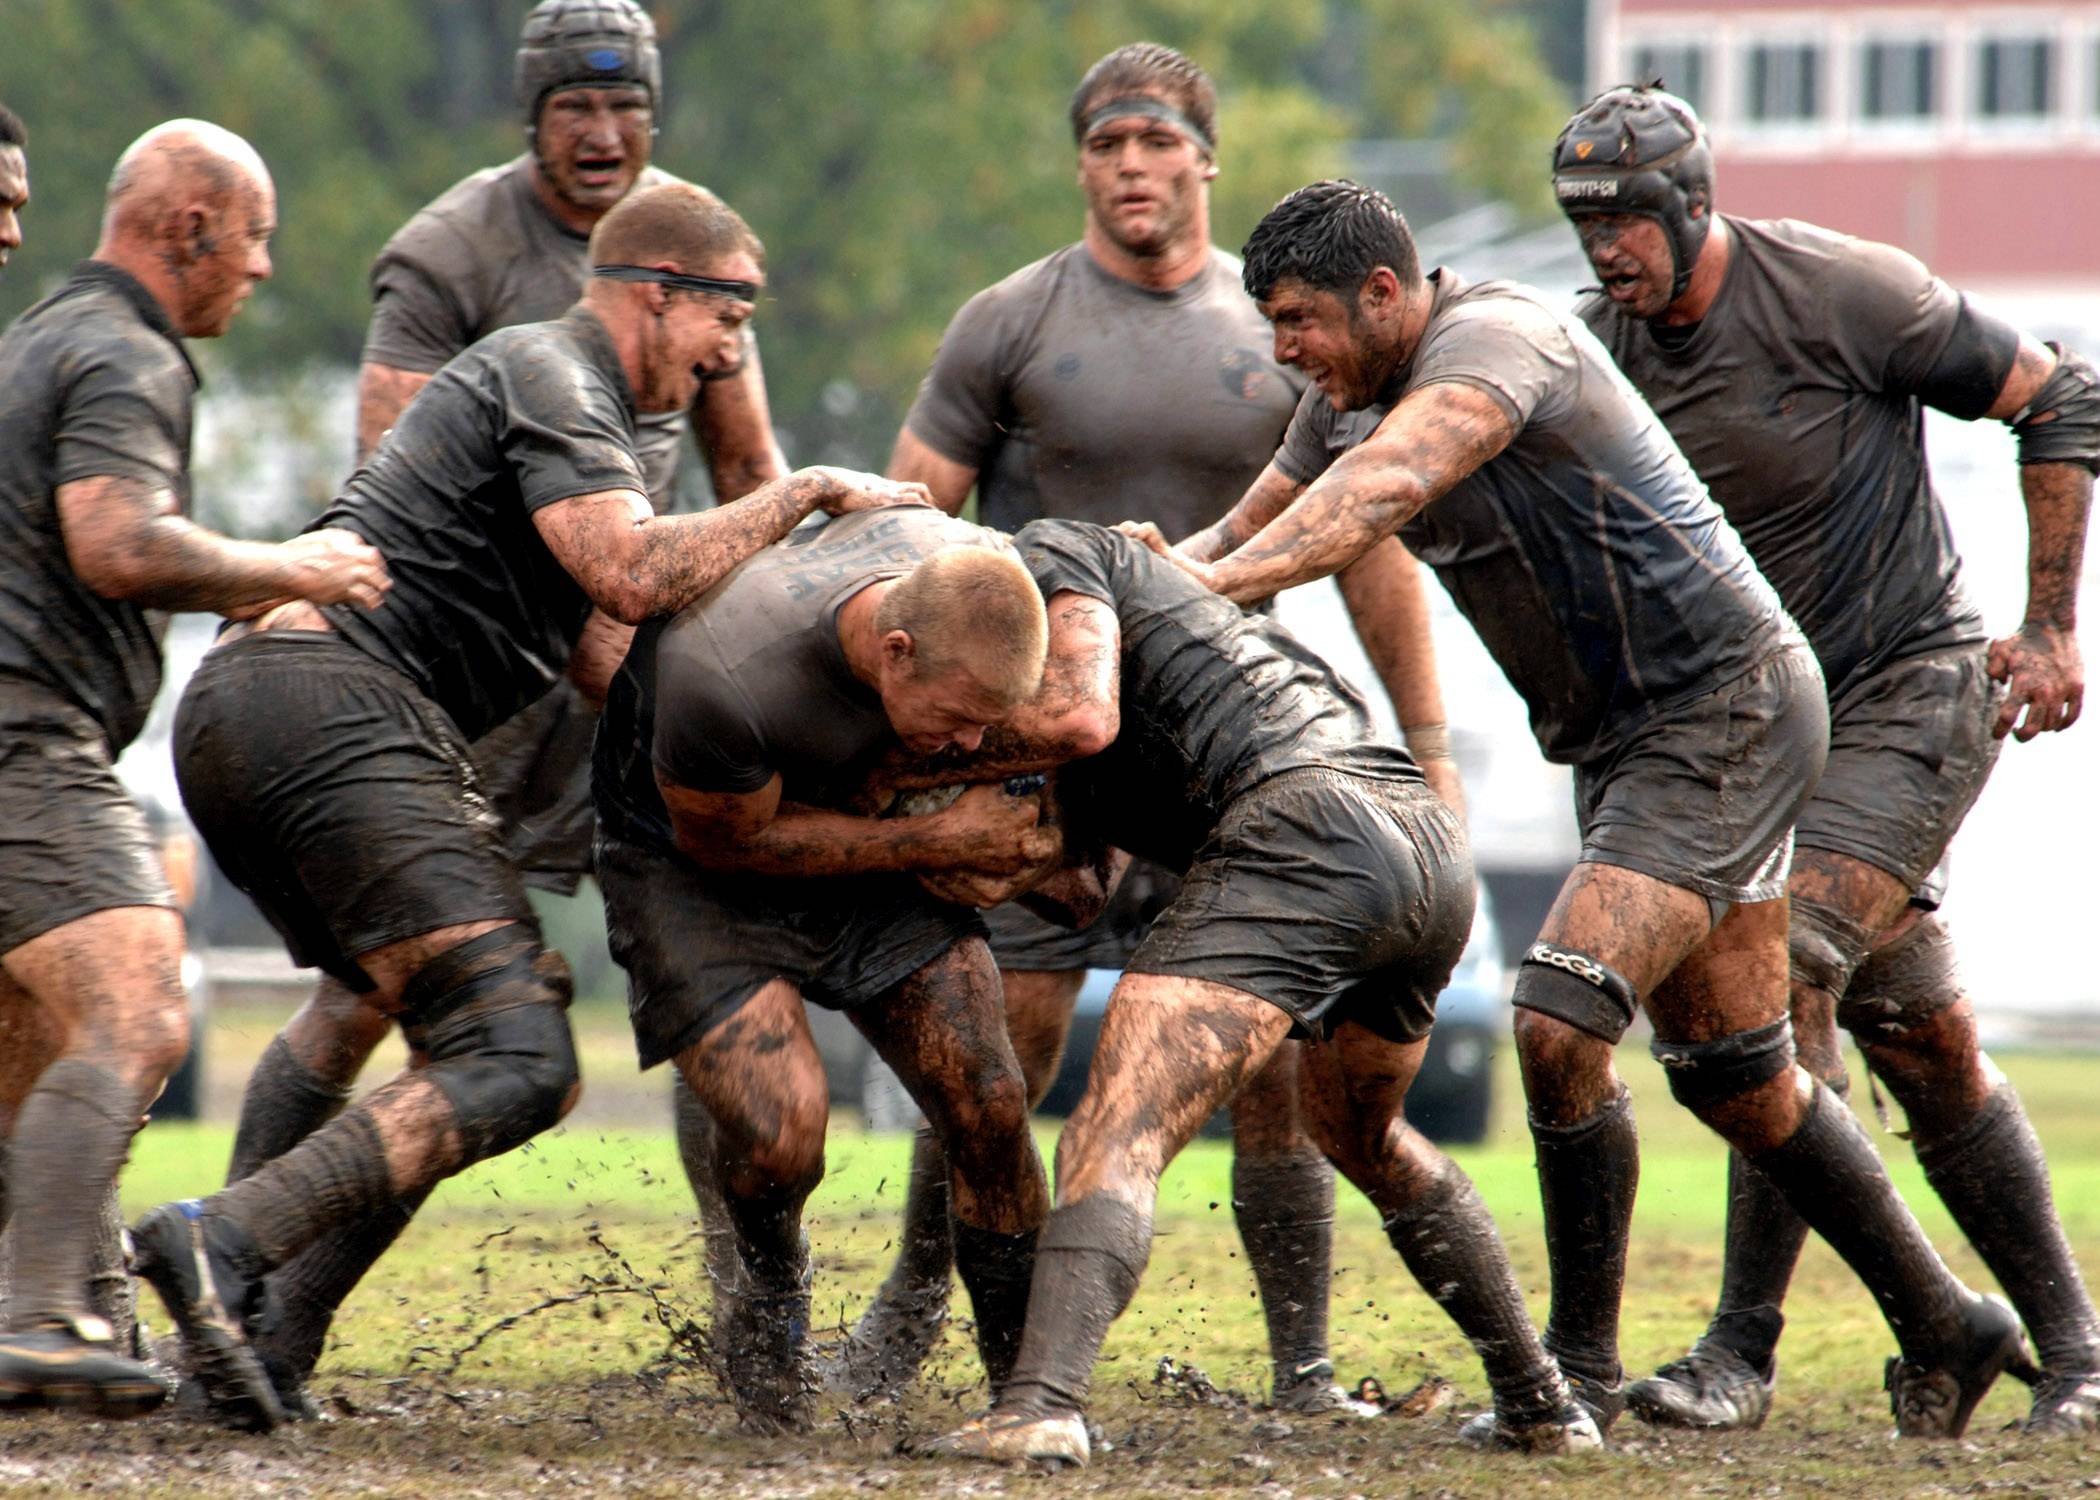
[0,0,1568,475]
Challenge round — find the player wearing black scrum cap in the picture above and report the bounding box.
[1558,83,2100,1437]
[130,183,928,1432]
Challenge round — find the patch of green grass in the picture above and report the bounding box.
[54,1047,2100,1497]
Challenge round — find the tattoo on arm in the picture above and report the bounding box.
[2019,461,2092,632]
[57,475,298,612]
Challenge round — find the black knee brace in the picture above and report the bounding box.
[1837,915,1964,1047]
[1651,1019,1796,1111]
[1512,943,1638,1043]
[401,929,579,1163]
[1787,896,1873,999]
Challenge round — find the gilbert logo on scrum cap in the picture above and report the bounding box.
[1557,178,1620,201]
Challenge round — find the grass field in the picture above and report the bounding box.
[9,1005,2100,1497]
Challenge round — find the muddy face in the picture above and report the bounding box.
[1575,213,1675,320]
[877,661,1011,755]
[1258,277,1397,413]
[177,174,275,338]
[632,251,762,414]
[534,85,652,217]
[1076,95,1213,260]
[0,145,27,269]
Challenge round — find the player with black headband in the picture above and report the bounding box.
[1122,178,2030,1442]
[846,41,1459,1416]
[130,183,928,1432]
[1557,83,2100,1437]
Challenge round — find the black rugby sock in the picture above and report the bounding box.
[227,1035,352,1185]
[209,1105,395,1271]
[1530,1087,1638,1387]
[252,1186,432,1381]
[998,1193,1153,1416]
[1918,1086,2100,1374]
[1750,1083,1967,1361]
[1702,1151,1804,1371]
[1384,1162,1567,1420]
[953,1221,1038,1393]
[673,1078,743,1298]
[6,1059,138,1330]
[1231,1146,1336,1385]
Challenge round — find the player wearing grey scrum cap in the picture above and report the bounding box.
[1559,82,2100,1438]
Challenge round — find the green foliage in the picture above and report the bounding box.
[0,1,1570,470]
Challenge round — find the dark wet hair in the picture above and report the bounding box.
[0,103,25,149]
[1069,43,1217,152]
[1241,179,1419,303]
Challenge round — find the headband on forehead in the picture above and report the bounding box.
[591,263,758,302]
[1078,95,1213,153]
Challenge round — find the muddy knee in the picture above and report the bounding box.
[1841,916,1988,1120]
[402,932,580,1163]
[1511,949,1631,1123]
[1651,1020,1800,1148]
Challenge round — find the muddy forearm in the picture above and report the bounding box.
[620,471,836,618]
[675,803,956,879]
[2019,461,2091,632]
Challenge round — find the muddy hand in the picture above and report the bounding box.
[1115,521,1221,592]
[281,528,390,610]
[1988,622,2084,740]
[809,467,935,516]
[935,783,1058,876]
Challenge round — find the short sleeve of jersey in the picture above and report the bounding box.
[1825,238,2018,411]
[362,227,479,374]
[903,287,1018,468]
[650,625,775,796]
[1271,383,1342,485]
[1411,297,1573,428]
[1015,519,1118,607]
[498,355,647,514]
[52,343,189,492]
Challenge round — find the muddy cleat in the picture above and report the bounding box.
[1886,1294,2025,1439]
[0,1317,171,1418]
[130,1201,283,1433]
[917,1409,1091,1468]
[1269,1360,1385,1417]
[817,1287,947,1401]
[2022,1371,2100,1436]
[1627,1344,1775,1431]
[717,1285,815,1434]
[1566,1368,1628,1434]
[1458,1400,1605,1454]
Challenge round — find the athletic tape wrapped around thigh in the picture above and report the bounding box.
[1650,1018,1796,1111]
[1787,896,1873,999]
[1836,915,1963,1046]
[1512,943,1638,1043]
[402,935,579,1163]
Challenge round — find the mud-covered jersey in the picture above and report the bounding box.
[595,506,985,853]
[1580,216,2014,698]
[905,244,1305,538]
[1276,269,1798,767]
[317,309,644,741]
[362,156,711,507]
[1015,518,1420,871]
[0,262,196,751]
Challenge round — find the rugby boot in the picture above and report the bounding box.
[820,1284,948,1401]
[1268,1358,1384,1417]
[717,1280,815,1434]
[917,1408,1091,1468]
[1626,1343,1776,1430]
[1457,1397,1605,1454]
[130,1200,284,1432]
[2022,1371,2100,1436]
[1564,1367,1628,1433]
[0,1316,170,1418]
[1885,1293,2025,1439]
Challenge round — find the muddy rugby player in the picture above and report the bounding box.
[590,507,1058,1432]
[0,120,390,1416]
[1556,85,2100,1436]
[842,42,1459,1415]
[889,517,1585,1463]
[130,182,929,1432]
[211,0,795,1392]
[1125,180,2027,1441]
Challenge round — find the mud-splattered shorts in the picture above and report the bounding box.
[596,835,987,1069]
[1125,768,1474,1045]
[174,631,534,989]
[1796,641,2001,903]
[1575,644,1828,906]
[469,676,598,897]
[982,857,1181,973]
[0,675,174,956]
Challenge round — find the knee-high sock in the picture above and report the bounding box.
[1697,1152,1804,1369]
[997,1193,1153,1417]
[1232,1146,1335,1384]
[209,1106,395,1271]
[1530,1087,1638,1386]
[7,1060,138,1329]
[953,1221,1037,1394]
[673,1077,742,1298]
[251,1187,432,1381]
[1918,1086,2100,1375]
[227,1035,351,1185]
